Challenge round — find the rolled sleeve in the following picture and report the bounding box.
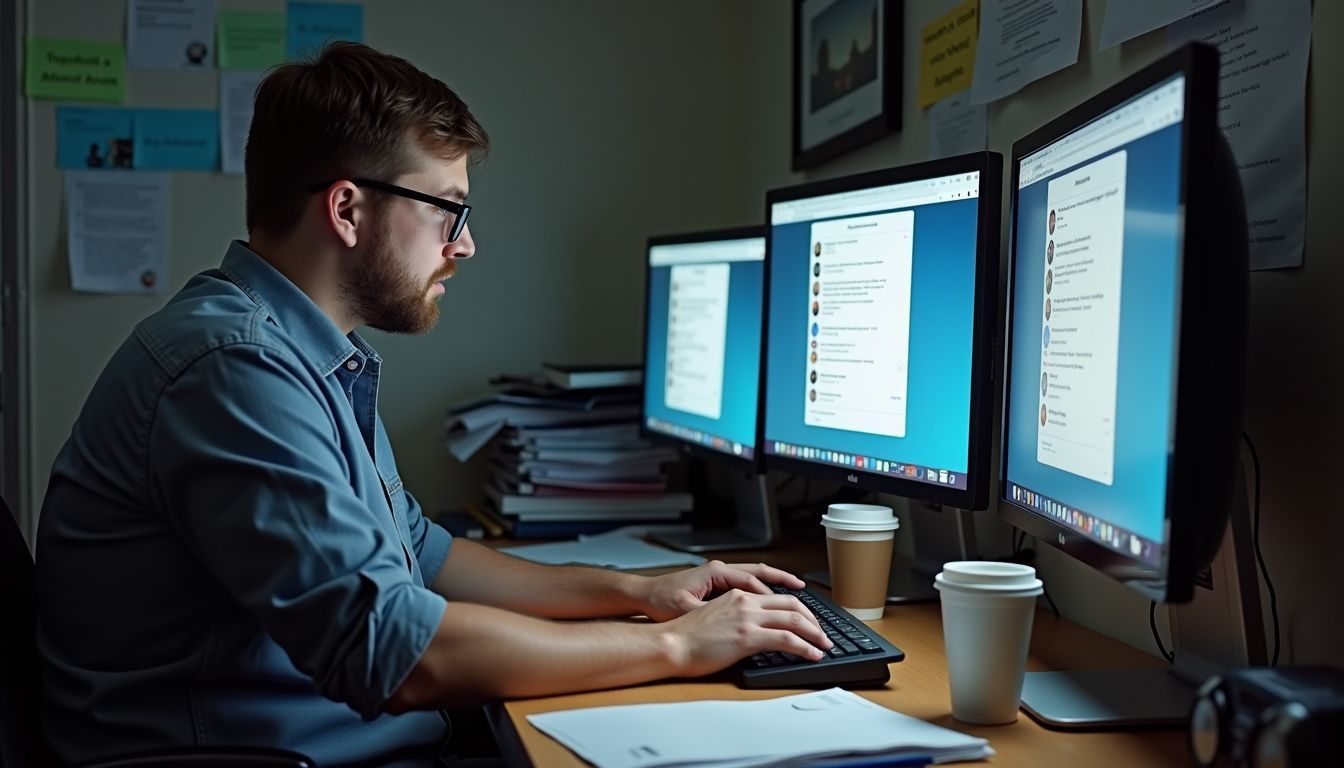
[404,489,453,583]
[147,343,441,718]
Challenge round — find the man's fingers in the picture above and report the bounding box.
[725,562,805,589]
[757,627,827,661]
[710,564,772,595]
[757,606,832,649]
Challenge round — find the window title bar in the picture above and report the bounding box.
[648,237,765,266]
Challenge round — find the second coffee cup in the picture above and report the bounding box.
[821,503,899,620]
[934,561,1044,725]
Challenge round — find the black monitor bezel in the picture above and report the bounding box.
[639,225,767,474]
[759,152,1002,510]
[998,44,1222,603]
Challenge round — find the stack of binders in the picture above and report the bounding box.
[443,367,692,538]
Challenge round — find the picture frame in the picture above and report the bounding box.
[793,0,903,171]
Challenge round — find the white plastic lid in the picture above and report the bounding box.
[820,503,899,532]
[934,561,1043,595]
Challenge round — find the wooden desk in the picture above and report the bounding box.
[490,541,1189,767]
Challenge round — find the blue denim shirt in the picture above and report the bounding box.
[36,242,452,767]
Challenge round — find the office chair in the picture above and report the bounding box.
[0,496,313,768]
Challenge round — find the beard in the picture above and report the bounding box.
[341,212,455,335]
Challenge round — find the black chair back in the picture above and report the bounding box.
[0,497,56,768]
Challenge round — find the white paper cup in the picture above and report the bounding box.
[821,504,899,621]
[934,561,1043,724]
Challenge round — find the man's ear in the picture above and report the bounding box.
[323,182,362,248]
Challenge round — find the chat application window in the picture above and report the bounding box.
[804,210,914,438]
[1038,150,1127,485]
[665,263,730,420]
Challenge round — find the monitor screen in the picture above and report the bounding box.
[762,156,999,509]
[642,230,765,467]
[1002,74,1188,568]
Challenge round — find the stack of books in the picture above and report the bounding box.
[443,364,692,538]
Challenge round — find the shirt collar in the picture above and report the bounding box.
[218,240,381,376]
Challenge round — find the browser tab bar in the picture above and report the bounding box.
[1019,75,1184,188]
[772,171,981,224]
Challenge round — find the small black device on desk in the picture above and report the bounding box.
[1190,665,1344,767]
[737,586,905,689]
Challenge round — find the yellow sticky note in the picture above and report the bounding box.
[918,0,979,108]
[26,38,126,103]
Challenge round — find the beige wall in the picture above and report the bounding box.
[18,1,1343,666]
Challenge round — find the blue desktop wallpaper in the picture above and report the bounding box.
[643,260,764,449]
[764,198,981,473]
[1005,122,1184,543]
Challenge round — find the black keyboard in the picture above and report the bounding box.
[737,585,905,689]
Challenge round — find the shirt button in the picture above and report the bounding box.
[345,359,359,371]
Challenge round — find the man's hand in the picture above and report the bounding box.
[661,589,833,678]
[636,560,807,622]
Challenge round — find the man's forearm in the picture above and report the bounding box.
[384,600,682,712]
[431,537,651,618]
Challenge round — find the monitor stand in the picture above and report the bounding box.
[802,503,978,603]
[1019,466,1266,729]
[650,470,778,553]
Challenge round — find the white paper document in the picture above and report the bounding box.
[928,92,988,159]
[66,171,170,294]
[969,0,1083,105]
[128,0,217,70]
[1100,0,1224,50]
[219,71,264,175]
[1169,0,1311,270]
[500,532,706,569]
[528,688,992,768]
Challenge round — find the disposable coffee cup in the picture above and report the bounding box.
[820,503,899,620]
[934,561,1044,724]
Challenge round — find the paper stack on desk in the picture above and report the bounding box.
[527,688,991,768]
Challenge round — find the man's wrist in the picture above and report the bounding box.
[612,572,655,616]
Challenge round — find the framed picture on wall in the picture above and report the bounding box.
[793,0,903,170]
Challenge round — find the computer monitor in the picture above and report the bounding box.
[1000,44,1248,727]
[761,153,1003,594]
[640,227,777,552]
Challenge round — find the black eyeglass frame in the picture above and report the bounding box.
[307,177,471,243]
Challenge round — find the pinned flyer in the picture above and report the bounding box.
[918,0,979,108]
[969,0,1082,105]
[25,38,126,103]
[127,0,216,70]
[286,1,363,59]
[1168,0,1311,270]
[66,171,170,294]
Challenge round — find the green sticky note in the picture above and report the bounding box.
[25,38,126,103]
[218,11,286,70]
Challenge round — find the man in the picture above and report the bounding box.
[35,43,829,767]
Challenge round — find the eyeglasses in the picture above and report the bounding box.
[307,178,471,243]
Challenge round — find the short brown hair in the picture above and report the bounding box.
[245,42,489,238]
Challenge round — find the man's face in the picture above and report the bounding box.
[344,154,474,334]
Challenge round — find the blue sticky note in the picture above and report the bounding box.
[57,107,134,169]
[287,2,364,59]
[133,109,220,171]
